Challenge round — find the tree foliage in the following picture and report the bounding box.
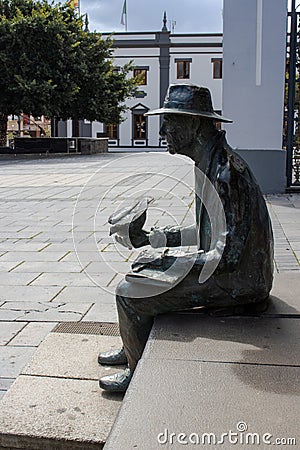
[0,0,136,144]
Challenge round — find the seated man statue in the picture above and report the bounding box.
[98,83,274,392]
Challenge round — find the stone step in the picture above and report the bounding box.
[0,333,124,450]
[105,313,300,449]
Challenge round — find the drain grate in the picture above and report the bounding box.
[53,321,120,336]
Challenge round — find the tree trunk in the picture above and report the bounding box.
[0,113,8,147]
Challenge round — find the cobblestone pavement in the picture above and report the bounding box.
[0,153,299,399]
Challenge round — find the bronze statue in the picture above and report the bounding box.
[98,84,274,392]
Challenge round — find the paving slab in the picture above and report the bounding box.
[0,251,69,262]
[22,333,123,379]
[0,375,122,450]
[0,347,36,378]
[84,261,130,274]
[30,272,114,287]
[0,310,26,321]
[0,261,23,271]
[14,310,86,322]
[0,286,62,302]
[8,322,57,347]
[0,273,41,286]
[105,359,300,450]
[268,272,300,314]
[10,261,86,273]
[0,322,27,345]
[0,243,49,253]
[1,301,64,312]
[144,315,300,367]
[82,303,118,323]
[0,378,15,391]
[0,301,93,322]
[53,286,114,304]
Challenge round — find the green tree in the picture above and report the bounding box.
[0,0,135,146]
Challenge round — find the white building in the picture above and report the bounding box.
[57,5,288,193]
[57,17,224,150]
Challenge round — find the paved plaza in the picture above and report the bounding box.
[0,152,299,402]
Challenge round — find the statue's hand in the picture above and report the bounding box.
[128,228,150,248]
[113,228,150,249]
[149,228,167,248]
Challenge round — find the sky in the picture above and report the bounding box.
[80,0,224,34]
[78,0,300,35]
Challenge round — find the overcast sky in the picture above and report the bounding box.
[79,0,300,35]
[81,0,224,34]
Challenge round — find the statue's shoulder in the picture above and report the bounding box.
[214,132,247,175]
[222,140,246,174]
[229,152,246,173]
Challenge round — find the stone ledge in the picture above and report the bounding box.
[0,334,124,450]
[105,359,300,450]
[0,433,104,450]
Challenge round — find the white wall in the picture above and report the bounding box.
[222,0,287,150]
[222,0,287,193]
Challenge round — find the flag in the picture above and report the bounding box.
[121,0,127,26]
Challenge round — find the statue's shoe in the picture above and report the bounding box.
[99,368,132,392]
[98,347,128,366]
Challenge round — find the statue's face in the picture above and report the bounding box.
[160,114,200,158]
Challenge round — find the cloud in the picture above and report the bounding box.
[80,0,223,34]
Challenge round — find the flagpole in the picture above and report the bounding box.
[125,1,128,32]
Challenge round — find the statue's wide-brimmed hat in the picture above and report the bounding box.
[145,84,233,123]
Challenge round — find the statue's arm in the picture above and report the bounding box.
[194,170,251,273]
[219,180,252,272]
[128,224,197,249]
[149,224,198,248]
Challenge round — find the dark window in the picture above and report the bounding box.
[211,58,222,79]
[104,124,118,140]
[133,69,147,85]
[176,60,190,79]
[133,114,146,139]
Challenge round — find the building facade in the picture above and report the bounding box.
[57,19,224,150]
[7,114,51,140]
